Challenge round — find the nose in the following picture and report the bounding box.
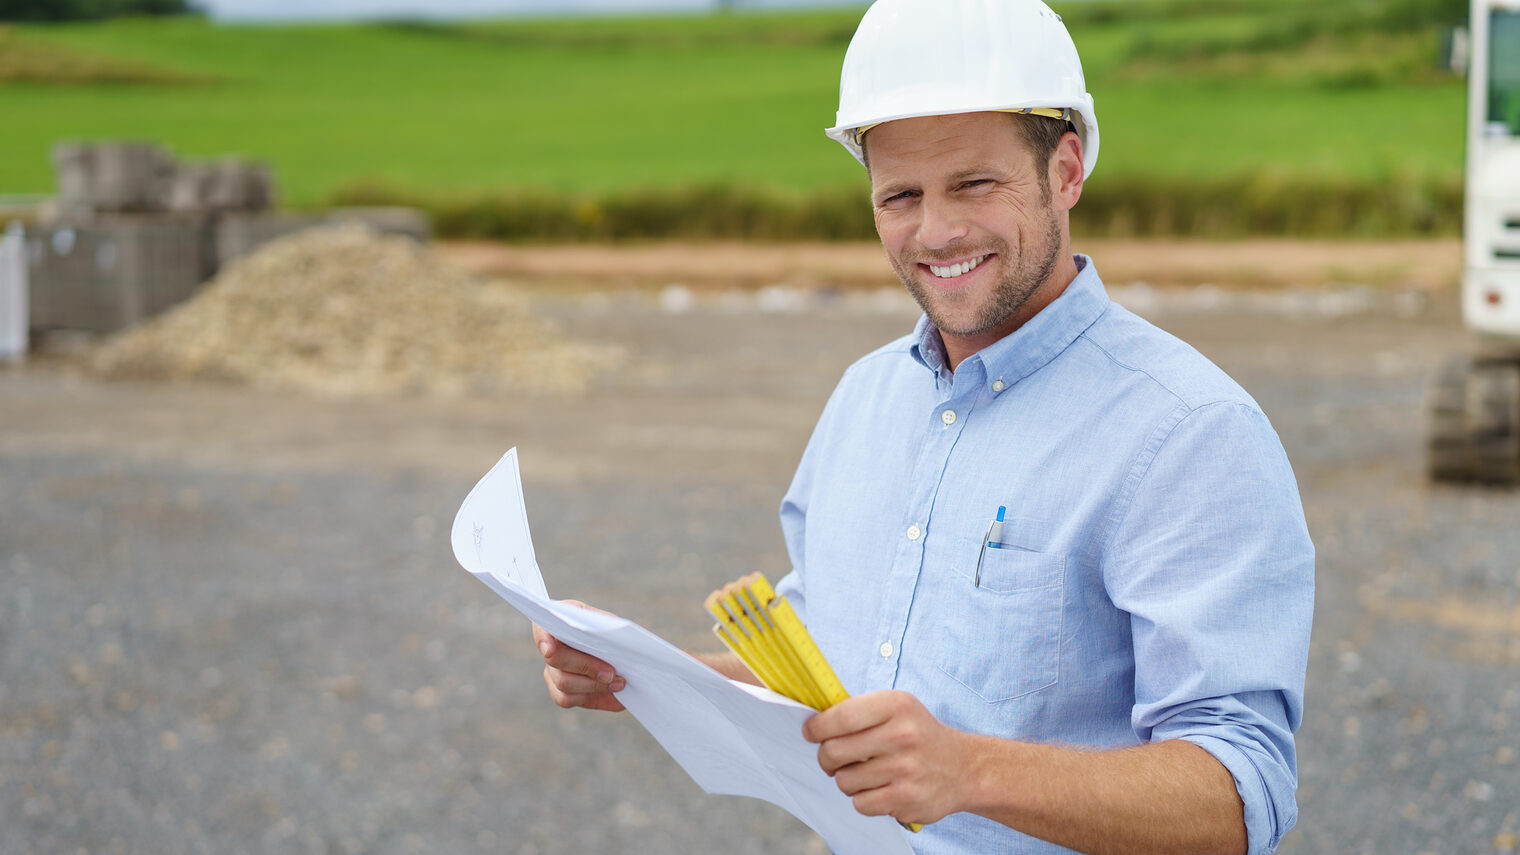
[915,194,969,251]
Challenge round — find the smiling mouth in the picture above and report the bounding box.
[924,254,991,279]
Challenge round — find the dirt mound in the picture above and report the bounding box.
[89,223,620,397]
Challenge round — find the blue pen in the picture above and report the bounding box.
[974,505,1006,588]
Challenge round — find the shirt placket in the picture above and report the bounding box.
[866,357,983,689]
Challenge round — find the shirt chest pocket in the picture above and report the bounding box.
[930,543,1064,703]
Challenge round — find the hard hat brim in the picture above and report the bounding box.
[826,103,1100,180]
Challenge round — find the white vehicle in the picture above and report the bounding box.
[1427,0,1520,483]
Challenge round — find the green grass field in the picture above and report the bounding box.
[1,12,863,203]
[0,0,1470,236]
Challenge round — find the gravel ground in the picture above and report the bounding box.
[2,276,1518,855]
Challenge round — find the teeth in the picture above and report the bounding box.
[928,255,988,279]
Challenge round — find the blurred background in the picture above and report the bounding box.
[0,0,1473,238]
[2,0,1518,853]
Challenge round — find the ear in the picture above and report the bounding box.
[1049,130,1085,212]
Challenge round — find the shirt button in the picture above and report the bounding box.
[992,380,1005,393]
[907,524,922,541]
[879,642,894,658]
[941,409,956,425]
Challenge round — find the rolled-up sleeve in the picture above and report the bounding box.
[1103,401,1315,855]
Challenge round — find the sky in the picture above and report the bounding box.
[199,0,866,21]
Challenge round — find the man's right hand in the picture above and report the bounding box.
[532,611,626,712]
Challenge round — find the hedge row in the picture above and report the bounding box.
[326,172,1462,243]
[0,0,197,21]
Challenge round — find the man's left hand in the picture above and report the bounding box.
[802,690,969,826]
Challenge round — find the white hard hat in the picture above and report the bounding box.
[826,0,1100,179]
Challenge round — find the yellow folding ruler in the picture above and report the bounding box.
[704,572,922,833]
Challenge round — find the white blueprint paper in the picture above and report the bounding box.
[452,449,914,855]
[450,448,548,600]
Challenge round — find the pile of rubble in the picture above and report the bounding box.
[89,224,621,397]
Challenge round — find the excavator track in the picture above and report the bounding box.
[1426,354,1520,484]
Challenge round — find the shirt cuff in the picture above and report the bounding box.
[1180,733,1296,855]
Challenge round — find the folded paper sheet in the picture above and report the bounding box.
[451,449,914,855]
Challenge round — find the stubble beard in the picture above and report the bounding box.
[893,207,1064,339]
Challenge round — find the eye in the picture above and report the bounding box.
[959,179,992,191]
[876,190,917,207]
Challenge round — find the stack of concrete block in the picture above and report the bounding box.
[32,142,259,332]
[166,158,277,215]
[50,142,277,221]
[29,141,428,334]
[51,142,178,219]
[25,214,212,333]
[24,206,435,334]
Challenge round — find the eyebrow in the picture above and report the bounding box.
[945,165,1005,183]
[871,180,914,202]
[872,165,1006,202]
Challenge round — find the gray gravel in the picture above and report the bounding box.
[2,282,1518,855]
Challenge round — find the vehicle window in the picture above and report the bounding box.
[1490,10,1520,135]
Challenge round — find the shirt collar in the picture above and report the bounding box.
[908,314,950,377]
[908,254,1110,391]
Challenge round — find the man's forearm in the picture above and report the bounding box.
[962,736,1247,855]
[692,651,761,685]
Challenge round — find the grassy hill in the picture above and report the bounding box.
[0,0,1470,238]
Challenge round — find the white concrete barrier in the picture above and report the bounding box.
[0,222,27,361]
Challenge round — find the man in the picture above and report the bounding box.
[535,1,1314,854]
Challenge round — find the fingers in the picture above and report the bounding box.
[533,623,626,712]
[537,629,620,684]
[823,739,899,790]
[804,694,890,777]
[813,715,867,775]
[847,784,902,821]
[803,691,957,825]
[543,661,624,696]
[816,735,934,825]
[818,749,913,822]
[802,690,907,744]
[542,663,627,712]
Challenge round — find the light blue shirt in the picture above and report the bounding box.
[776,256,1314,855]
